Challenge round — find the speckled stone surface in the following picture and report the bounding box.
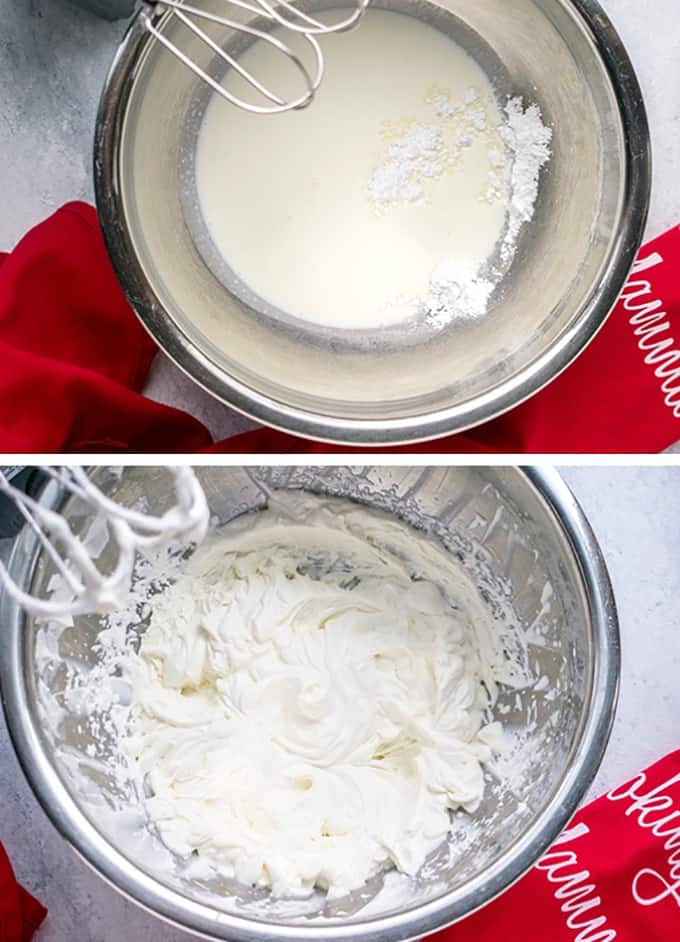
[1,466,680,940]
[1,0,679,445]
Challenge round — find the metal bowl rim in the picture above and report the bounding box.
[0,467,620,942]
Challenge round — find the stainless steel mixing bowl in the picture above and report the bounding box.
[94,0,650,446]
[0,466,618,941]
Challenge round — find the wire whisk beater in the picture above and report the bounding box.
[142,0,370,114]
[0,467,209,620]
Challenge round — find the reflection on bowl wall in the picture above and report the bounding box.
[70,0,135,20]
[95,0,650,445]
[1,467,619,942]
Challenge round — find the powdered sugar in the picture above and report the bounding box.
[423,259,496,328]
[368,125,447,204]
[500,98,553,263]
[368,88,552,327]
[369,86,501,208]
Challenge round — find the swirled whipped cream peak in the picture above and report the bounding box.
[123,494,527,899]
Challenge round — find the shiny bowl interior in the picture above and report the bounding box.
[95,0,650,445]
[1,467,619,941]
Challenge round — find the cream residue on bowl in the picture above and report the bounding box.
[120,493,529,898]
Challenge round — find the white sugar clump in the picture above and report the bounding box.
[423,258,496,327]
[500,97,553,262]
[368,124,446,204]
[367,88,552,328]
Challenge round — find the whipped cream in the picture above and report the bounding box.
[123,494,521,899]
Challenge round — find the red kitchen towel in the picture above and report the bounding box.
[2,204,680,453]
[208,224,680,454]
[431,750,680,942]
[2,756,679,942]
[0,842,46,942]
[0,203,210,453]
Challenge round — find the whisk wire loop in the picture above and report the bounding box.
[0,468,209,620]
[144,0,367,114]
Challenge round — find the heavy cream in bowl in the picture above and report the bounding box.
[186,7,552,337]
[101,0,644,440]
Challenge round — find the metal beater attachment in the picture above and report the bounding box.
[142,0,370,114]
[0,467,209,620]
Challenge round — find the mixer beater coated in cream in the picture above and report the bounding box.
[142,0,370,114]
[0,467,209,620]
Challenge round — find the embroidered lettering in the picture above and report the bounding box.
[619,254,680,418]
[536,824,616,941]
[608,770,680,909]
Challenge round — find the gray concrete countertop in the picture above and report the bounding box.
[1,0,679,445]
[1,465,680,940]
